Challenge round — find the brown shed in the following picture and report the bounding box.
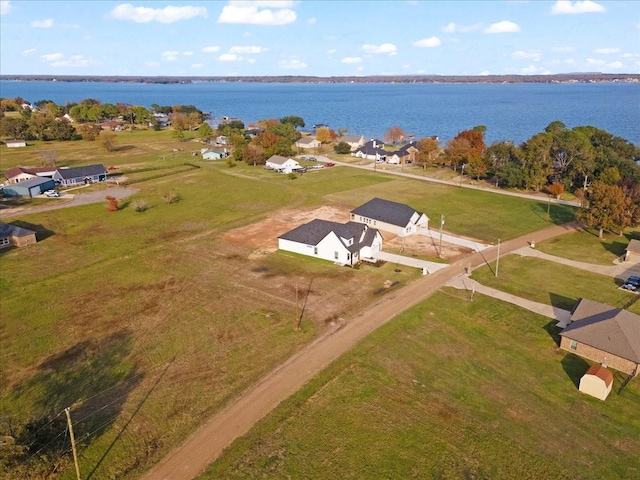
[579,364,614,400]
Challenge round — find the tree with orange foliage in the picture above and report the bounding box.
[444,129,486,169]
[106,196,119,212]
[545,183,565,199]
[384,126,405,145]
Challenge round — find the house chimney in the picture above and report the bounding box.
[371,139,376,148]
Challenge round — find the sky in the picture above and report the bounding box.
[0,0,639,77]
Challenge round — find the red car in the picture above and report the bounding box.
[326,162,335,167]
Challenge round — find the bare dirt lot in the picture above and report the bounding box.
[221,203,473,261]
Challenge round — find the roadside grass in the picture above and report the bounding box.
[536,227,640,265]
[202,289,640,480]
[470,254,640,314]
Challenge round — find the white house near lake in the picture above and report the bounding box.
[265,155,301,174]
[350,198,429,236]
[278,219,382,266]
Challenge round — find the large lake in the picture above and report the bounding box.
[1,80,638,145]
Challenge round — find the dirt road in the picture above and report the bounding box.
[143,222,579,480]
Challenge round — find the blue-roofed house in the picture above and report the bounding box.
[350,198,429,236]
[278,219,382,266]
[52,164,108,186]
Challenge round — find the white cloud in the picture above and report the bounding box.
[586,58,605,65]
[50,54,94,68]
[183,51,194,56]
[594,48,619,54]
[356,66,364,72]
[479,70,491,76]
[485,20,520,33]
[279,59,307,69]
[0,1,12,15]
[607,61,623,68]
[21,48,37,56]
[40,53,64,61]
[442,22,482,33]
[219,53,240,62]
[162,51,180,61]
[522,65,550,74]
[512,50,541,61]
[247,58,256,64]
[145,61,160,67]
[229,45,266,54]
[550,1,605,15]
[341,57,362,64]
[564,58,576,64]
[327,48,336,55]
[107,4,208,23]
[308,17,316,24]
[551,46,575,53]
[192,63,204,68]
[362,43,397,55]
[218,4,296,25]
[202,45,220,53]
[413,37,441,48]
[31,18,54,28]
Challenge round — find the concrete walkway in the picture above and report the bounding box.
[417,228,491,252]
[513,246,640,280]
[375,251,448,274]
[445,273,573,328]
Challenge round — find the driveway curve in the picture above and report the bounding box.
[143,221,580,480]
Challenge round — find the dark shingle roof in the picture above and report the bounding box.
[279,219,379,252]
[0,222,36,238]
[55,164,107,179]
[350,198,422,228]
[561,298,640,363]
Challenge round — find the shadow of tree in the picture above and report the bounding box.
[561,353,589,389]
[529,201,577,225]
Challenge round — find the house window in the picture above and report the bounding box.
[334,251,339,260]
[0,237,10,247]
[314,247,318,255]
[570,340,577,351]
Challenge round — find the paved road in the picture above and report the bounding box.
[143,221,580,480]
[0,187,139,219]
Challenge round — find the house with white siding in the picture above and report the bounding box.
[265,155,301,174]
[350,198,429,236]
[279,219,382,266]
[52,164,108,186]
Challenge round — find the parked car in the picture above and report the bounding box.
[45,190,60,197]
[307,156,317,161]
[299,156,309,160]
[621,275,640,291]
[326,162,335,167]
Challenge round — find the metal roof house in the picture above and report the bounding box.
[52,164,108,186]
[560,298,640,376]
[2,177,56,197]
[279,219,382,266]
[350,198,429,236]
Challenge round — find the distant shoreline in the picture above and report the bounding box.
[1,73,639,85]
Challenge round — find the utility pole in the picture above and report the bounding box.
[495,239,501,278]
[295,283,301,329]
[459,163,465,187]
[65,407,81,480]
[439,214,444,258]
[547,194,551,221]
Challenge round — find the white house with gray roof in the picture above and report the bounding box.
[350,198,429,236]
[265,155,301,174]
[278,219,382,266]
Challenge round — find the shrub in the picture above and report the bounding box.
[132,199,148,212]
[334,141,351,154]
[163,191,180,204]
[105,195,119,212]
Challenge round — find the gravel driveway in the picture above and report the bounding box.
[0,187,139,219]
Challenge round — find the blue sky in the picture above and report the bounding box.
[1,0,638,76]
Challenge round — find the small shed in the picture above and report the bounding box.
[6,139,27,148]
[579,364,613,401]
[624,239,640,263]
[2,177,56,197]
[0,222,37,248]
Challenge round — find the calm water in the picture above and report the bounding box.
[1,80,639,145]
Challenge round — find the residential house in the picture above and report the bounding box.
[295,137,321,150]
[202,148,229,160]
[341,135,365,151]
[579,364,614,400]
[624,239,640,263]
[3,166,54,185]
[351,139,387,162]
[6,139,27,148]
[2,177,56,197]
[245,128,262,138]
[265,155,301,174]
[350,198,429,236]
[560,298,640,376]
[100,120,125,131]
[279,219,382,266]
[0,222,37,248]
[389,141,420,165]
[53,164,108,186]
[215,135,229,145]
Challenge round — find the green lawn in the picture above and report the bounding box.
[536,228,640,265]
[471,254,640,314]
[202,290,640,480]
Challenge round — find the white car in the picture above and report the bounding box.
[45,190,60,197]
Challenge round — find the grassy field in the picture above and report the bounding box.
[536,227,640,265]
[202,290,640,480]
[471,254,640,314]
[1,131,581,479]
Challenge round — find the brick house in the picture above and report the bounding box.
[0,222,37,248]
[560,298,640,376]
